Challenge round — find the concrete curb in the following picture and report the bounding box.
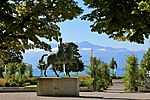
[0,87,90,92]
[0,87,36,92]
[138,87,150,92]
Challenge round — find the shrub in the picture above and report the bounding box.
[4,62,34,87]
[73,75,91,87]
[124,54,140,92]
[23,82,30,86]
[28,77,37,85]
[10,82,19,87]
[5,81,19,87]
[87,57,111,91]
[0,78,6,87]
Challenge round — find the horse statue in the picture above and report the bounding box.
[40,38,78,77]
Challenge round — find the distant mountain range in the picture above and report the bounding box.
[23,41,147,71]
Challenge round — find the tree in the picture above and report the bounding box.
[5,62,33,86]
[57,42,84,77]
[87,57,110,91]
[124,54,140,91]
[0,50,23,78]
[27,64,33,78]
[0,59,5,78]
[5,63,18,83]
[82,0,150,43]
[140,48,150,88]
[109,57,117,76]
[140,48,150,71]
[0,0,83,57]
[63,42,84,76]
[4,50,23,63]
[57,59,84,77]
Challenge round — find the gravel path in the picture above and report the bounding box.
[0,80,150,100]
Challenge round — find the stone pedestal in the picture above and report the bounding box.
[37,77,79,96]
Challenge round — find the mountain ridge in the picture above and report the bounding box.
[76,41,129,51]
[23,41,146,73]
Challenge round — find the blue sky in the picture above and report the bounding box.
[56,0,149,51]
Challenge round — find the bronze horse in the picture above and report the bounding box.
[41,39,78,77]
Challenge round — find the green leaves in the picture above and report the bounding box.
[109,57,117,69]
[139,1,150,12]
[88,57,110,91]
[140,48,150,71]
[0,0,83,57]
[5,62,33,86]
[109,57,117,76]
[124,54,140,91]
[82,0,150,43]
[56,42,84,75]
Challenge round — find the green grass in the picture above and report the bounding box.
[25,85,37,88]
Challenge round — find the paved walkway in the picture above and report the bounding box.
[0,80,150,100]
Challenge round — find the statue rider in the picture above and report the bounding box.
[57,38,64,63]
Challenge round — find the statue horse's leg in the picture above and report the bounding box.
[44,64,49,77]
[52,66,59,77]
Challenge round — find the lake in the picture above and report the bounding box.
[33,68,125,77]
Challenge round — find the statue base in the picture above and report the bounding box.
[37,77,79,96]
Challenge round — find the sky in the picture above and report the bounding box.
[55,0,150,51]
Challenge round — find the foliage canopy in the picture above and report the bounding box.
[82,0,150,43]
[0,0,83,57]
[140,48,150,71]
[109,57,117,69]
[124,54,140,91]
[88,57,110,91]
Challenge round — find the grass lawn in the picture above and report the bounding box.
[25,85,37,88]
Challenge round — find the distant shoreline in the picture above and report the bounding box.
[32,68,125,77]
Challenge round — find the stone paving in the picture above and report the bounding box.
[0,80,150,100]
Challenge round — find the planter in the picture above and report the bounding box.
[37,77,79,96]
[138,86,150,92]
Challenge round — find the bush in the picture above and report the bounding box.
[73,75,91,87]
[23,82,30,86]
[4,62,34,87]
[0,78,6,87]
[10,82,19,87]
[80,78,92,87]
[5,82,10,87]
[5,81,19,87]
[87,57,111,91]
[124,54,140,92]
[28,77,37,85]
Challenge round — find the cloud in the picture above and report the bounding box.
[25,47,58,53]
[98,48,106,51]
[51,47,58,51]
[80,48,92,51]
[25,48,45,53]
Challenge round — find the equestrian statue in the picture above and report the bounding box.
[39,38,80,77]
